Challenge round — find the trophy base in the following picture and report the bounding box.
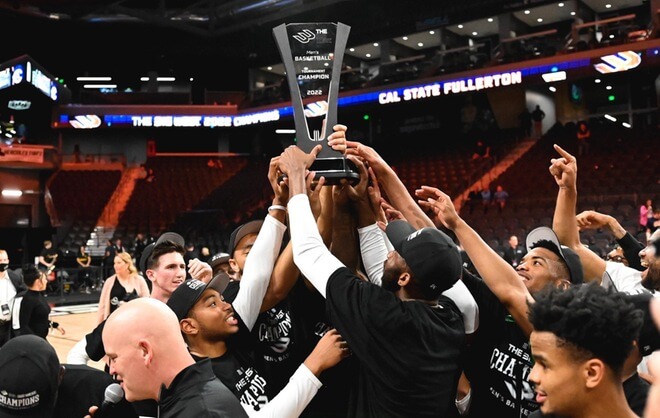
[278,157,360,186]
[310,157,360,186]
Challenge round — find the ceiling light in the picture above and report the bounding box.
[537,18,543,23]
[83,84,117,89]
[1,189,22,197]
[606,85,612,90]
[471,32,478,36]
[487,18,494,22]
[549,86,557,92]
[609,34,614,39]
[558,2,564,7]
[570,11,576,16]
[76,76,112,81]
[429,30,435,34]
[622,122,631,128]
[267,66,273,70]
[373,43,379,47]
[349,48,355,52]
[594,79,601,83]
[604,114,616,122]
[366,53,372,58]
[458,24,464,29]
[417,42,424,47]
[524,10,530,14]
[402,36,408,40]
[605,4,612,8]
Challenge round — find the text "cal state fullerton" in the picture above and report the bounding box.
[379,71,522,104]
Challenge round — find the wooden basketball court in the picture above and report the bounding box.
[47,304,106,371]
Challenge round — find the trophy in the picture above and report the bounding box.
[273,22,359,185]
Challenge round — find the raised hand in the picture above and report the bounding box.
[327,124,348,154]
[415,185,460,230]
[309,174,326,219]
[345,140,389,175]
[575,210,611,231]
[303,328,351,376]
[549,144,577,189]
[188,258,212,283]
[268,155,289,207]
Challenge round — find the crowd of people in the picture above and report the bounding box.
[0,124,658,418]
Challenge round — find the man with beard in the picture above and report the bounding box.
[550,144,659,296]
[277,144,466,417]
[416,183,584,418]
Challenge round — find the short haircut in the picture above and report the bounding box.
[148,241,185,270]
[22,264,43,287]
[529,283,643,376]
[530,239,570,279]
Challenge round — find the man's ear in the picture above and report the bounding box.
[180,318,198,337]
[228,259,240,275]
[583,358,605,389]
[397,272,412,288]
[138,339,153,365]
[145,269,156,283]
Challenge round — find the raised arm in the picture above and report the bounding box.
[550,144,606,282]
[417,185,533,336]
[232,213,287,330]
[278,144,344,298]
[576,210,644,271]
[345,140,434,230]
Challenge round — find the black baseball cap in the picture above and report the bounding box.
[526,226,584,285]
[209,252,230,273]
[228,220,263,257]
[166,272,231,321]
[0,335,60,418]
[385,220,462,294]
[139,231,185,274]
[626,292,660,357]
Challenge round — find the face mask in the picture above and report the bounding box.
[0,264,8,272]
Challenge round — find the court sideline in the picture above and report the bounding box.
[47,303,106,371]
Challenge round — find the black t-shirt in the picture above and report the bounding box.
[288,277,355,418]
[54,364,138,418]
[251,297,299,399]
[462,271,539,418]
[13,290,51,338]
[192,312,271,413]
[39,248,58,268]
[325,267,465,418]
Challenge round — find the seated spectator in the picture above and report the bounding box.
[471,139,491,159]
[480,185,492,213]
[493,184,509,212]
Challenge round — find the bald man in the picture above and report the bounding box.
[96,298,246,418]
